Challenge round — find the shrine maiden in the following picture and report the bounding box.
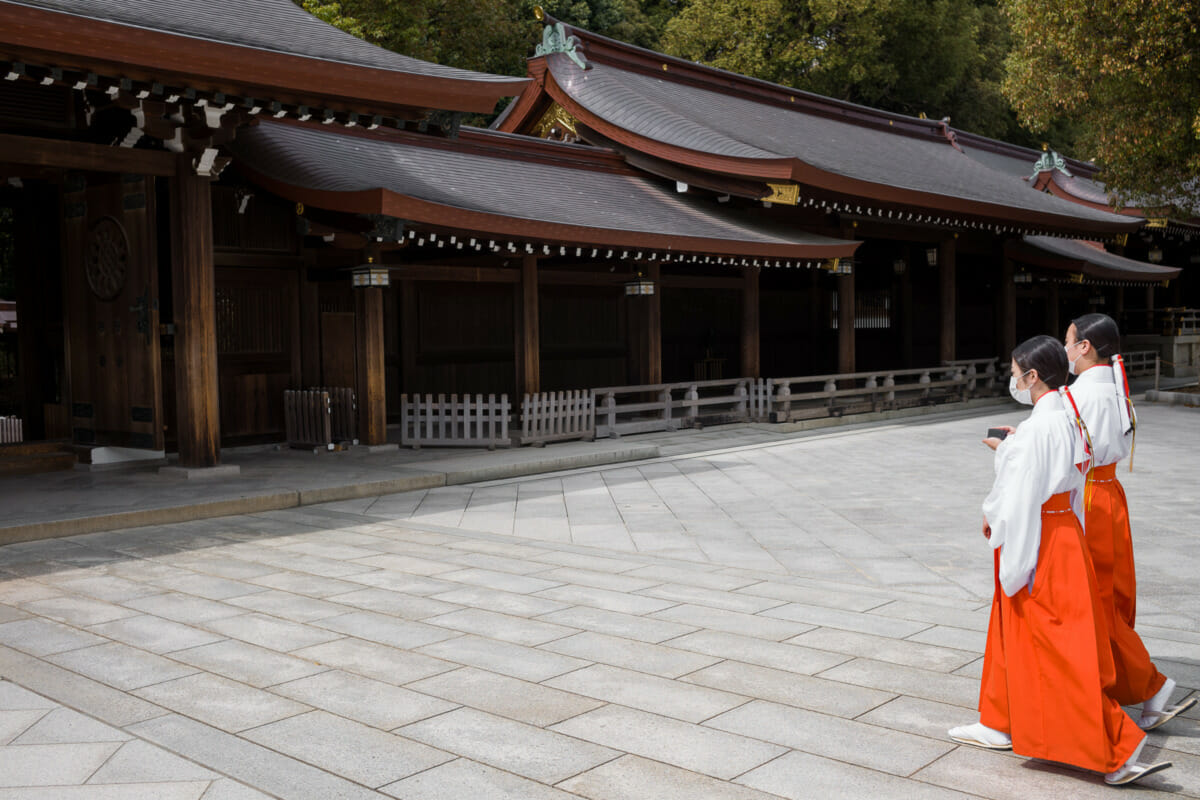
[1065,313,1195,729]
[949,335,1169,786]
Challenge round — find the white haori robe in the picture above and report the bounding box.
[1071,364,1134,467]
[983,390,1087,597]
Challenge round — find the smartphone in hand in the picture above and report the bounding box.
[986,428,1009,441]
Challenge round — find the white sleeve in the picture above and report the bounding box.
[982,432,1046,597]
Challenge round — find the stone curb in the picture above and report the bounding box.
[1143,389,1200,407]
[0,445,660,545]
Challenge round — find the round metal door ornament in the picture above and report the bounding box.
[86,216,129,300]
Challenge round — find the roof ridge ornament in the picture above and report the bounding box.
[535,21,589,70]
[1030,149,1072,181]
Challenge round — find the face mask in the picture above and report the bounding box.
[1009,370,1034,405]
[1065,342,1082,375]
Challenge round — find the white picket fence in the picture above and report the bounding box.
[521,390,595,445]
[0,416,21,444]
[400,393,511,449]
[387,359,1002,448]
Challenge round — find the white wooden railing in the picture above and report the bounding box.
[592,378,757,438]
[400,393,511,449]
[521,390,595,445]
[0,416,21,445]
[762,360,1001,423]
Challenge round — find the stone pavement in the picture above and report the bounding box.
[0,402,1196,798]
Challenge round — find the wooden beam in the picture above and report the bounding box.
[837,271,855,374]
[354,284,387,445]
[520,254,541,396]
[0,132,176,176]
[170,160,221,467]
[741,267,760,378]
[939,238,957,363]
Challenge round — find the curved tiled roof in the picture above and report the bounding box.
[1015,236,1181,283]
[543,52,1136,231]
[7,0,520,83]
[228,120,859,261]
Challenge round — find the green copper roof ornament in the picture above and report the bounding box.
[1029,149,1072,182]
[535,19,589,71]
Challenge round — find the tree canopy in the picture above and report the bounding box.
[1001,0,1200,213]
[294,0,1200,208]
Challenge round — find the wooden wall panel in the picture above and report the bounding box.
[213,266,299,442]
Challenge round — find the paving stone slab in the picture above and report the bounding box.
[0,741,121,786]
[534,584,679,615]
[289,637,455,686]
[560,754,781,800]
[405,666,600,727]
[535,605,697,644]
[201,612,345,652]
[546,664,749,723]
[380,757,583,800]
[550,705,785,780]
[736,749,978,800]
[269,669,457,730]
[0,618,105,656]
[400,707,619,784]
[706,700,955,777]
[815,657,982,709]
[133,673,309,733]
[540,631,720,678]
[129,713,382,800]
[88,738,219,783]
[788,627,978,672]
[169,639,328,688]
[48,642,199,691]
[913,745,1179,800]
[242,709,453,788]
[683,660,895,718]
[651,603,815,641]
[416,634,589,683]
[429,585,570,617]
[665,630,851,675]
[423,608,579,646]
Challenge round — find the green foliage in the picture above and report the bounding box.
[660,0,1027,141]
[1002,0,1200,212]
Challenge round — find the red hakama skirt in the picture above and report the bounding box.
[979,492,1143,773]
[1084,463,1166,705]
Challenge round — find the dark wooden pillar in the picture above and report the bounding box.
[1000,257,1016,358]
[1045,283,1060,338]
[170,162,220,467]
[647,262,662,384]
[354,282,387,445]
[939,238,957,363]
[900,247,915,368]
[1115,286,1125,328]
[1145,285,1155,332]
[517,254,540,396]
[741,267,760,378]
[299,251,321,388]
[626,263,662,384]
[837,269,855,374]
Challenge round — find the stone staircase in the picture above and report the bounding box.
[0,440,77,477]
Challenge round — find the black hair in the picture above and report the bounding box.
[1013,334,1069,389]
[1070,312,1121,359]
